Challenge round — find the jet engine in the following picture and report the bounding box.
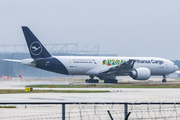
[129,68,151,80]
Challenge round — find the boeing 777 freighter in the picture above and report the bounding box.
[4,27,178,83]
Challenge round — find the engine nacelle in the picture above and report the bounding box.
[130,68,151,80]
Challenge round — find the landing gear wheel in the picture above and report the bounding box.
[114,79,118,83]
[85,79,99,83]
[162,79,167,83]
[104,79,109,83]
[104,79,118,83]
[162,75,167,83]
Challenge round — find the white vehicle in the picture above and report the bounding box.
[4,27,178,83]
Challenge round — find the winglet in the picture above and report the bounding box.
[22,26,51,59]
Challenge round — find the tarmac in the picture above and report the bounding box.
[1,78,180,102]
[1,78,180,119]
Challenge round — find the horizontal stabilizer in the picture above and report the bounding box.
[3,59,22,62]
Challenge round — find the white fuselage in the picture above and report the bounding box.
[52,56,178,76]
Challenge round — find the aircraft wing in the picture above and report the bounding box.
[106,59,136,74]
[103,59,135,75]
[98,59,136,75]
[86,59,136,75]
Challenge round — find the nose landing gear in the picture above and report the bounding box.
[162,75,167,83]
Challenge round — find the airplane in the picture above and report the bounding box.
[4,26,178,83]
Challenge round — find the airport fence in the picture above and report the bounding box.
[1,102,180,120]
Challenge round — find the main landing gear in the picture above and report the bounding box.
[85,76,118,83]
[162,75,167,83]
[104,79,118,83]
[85,76,99,83]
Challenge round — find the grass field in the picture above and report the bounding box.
[0,106,16,108]
[26,83,180,88]
[0,89,109,94]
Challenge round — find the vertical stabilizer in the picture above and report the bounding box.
[22,26,51,59]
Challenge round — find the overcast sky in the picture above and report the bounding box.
[0,0,180,60]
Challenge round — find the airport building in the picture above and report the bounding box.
[0,44,117,78]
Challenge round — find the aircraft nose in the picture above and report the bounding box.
[175,65,179,70]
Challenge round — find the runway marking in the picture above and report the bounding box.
[15,107,61,110]
[145,97,149,100]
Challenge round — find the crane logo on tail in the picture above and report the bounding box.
[30,41,42,55]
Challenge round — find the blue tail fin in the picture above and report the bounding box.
[22,26,51,59]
